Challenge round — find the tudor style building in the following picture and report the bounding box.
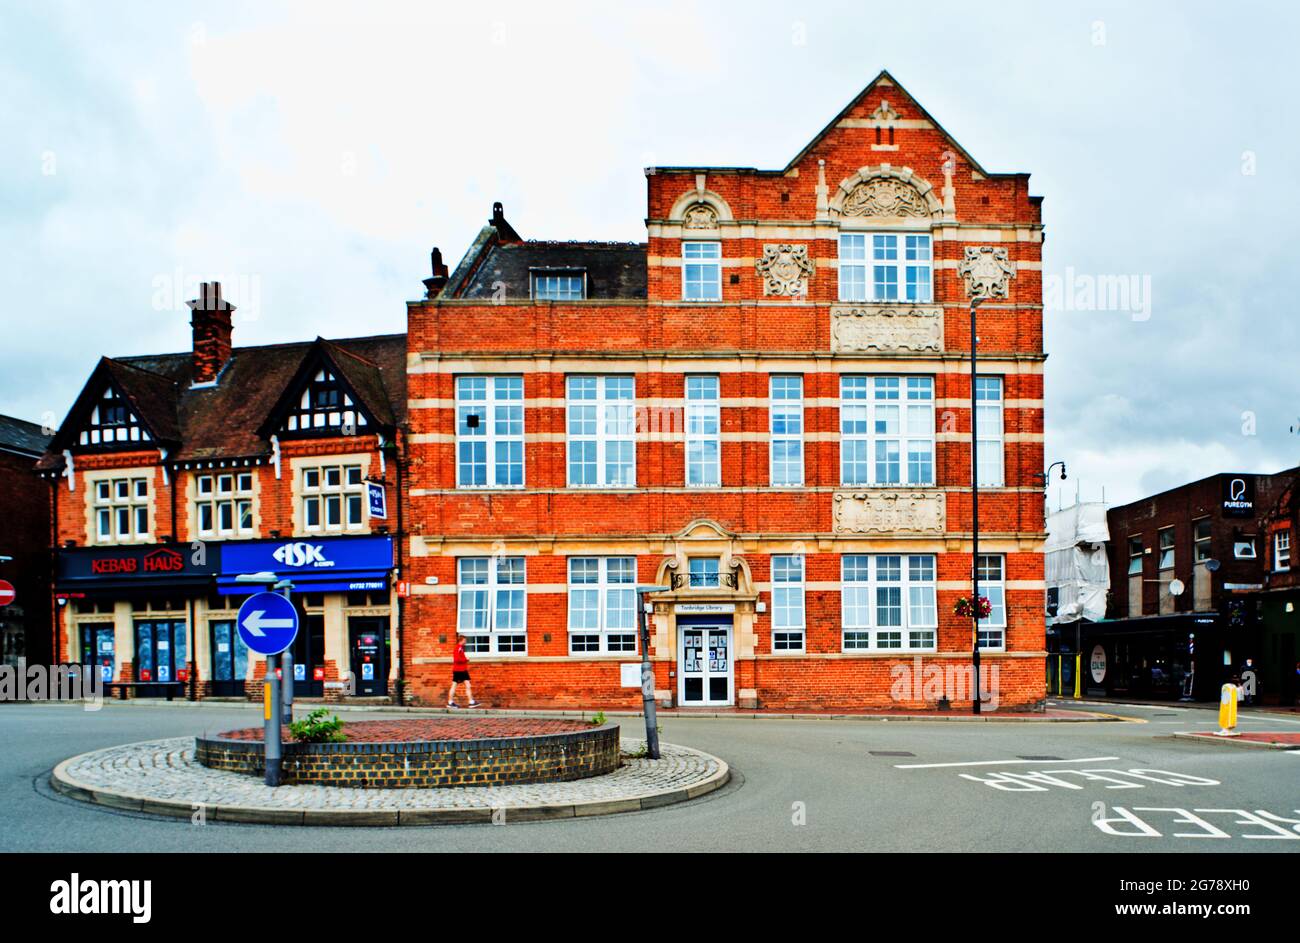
[39,284,407,700]
[403,71,1048,710]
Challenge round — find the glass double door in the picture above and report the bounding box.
[678,625,733,706]
[209,620,248,696]
[134,621,187,696]
[80,626,116,683]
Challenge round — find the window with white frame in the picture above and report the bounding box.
[568,557,637,654]
[532,271,585,301]
[80,386,149,447]
[685,375,720,487]
[456,376,524,488]
[769,375,804,487]
[974,376,1004,487]
[841,555,937,651]
[976,554,1007,649]
[301,464,366,533]
[195,472,254,538]
[682,241,721,301]
[838,233,931,303]
[283,369,367,435]
[567,376,636,487]
[1275,530,1292,571]
[840,376,934,486]
[1158,527,1175,570]
[1234,538,1256,560]
[1193,520,1212,563]
[688,557,720,588]
[457,557,526,654]
[1128,537,1144,574]
[771,554,805,651]
[92,475,150,543]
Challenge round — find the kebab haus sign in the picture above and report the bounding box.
[56,543,221,593]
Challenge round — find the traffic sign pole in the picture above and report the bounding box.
[280,585,294,726]
[264,653,282,786]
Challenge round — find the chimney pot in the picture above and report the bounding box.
[423,247,450,299]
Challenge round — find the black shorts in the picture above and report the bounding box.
[452,670,471,683]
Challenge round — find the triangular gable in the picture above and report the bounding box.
[784,69,992,177]
[50,358,176,453]
[257,339,390,439]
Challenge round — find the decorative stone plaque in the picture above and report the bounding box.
[830,305,943,353]
[833,491,946,536]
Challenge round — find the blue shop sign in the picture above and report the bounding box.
[217,535,393,595]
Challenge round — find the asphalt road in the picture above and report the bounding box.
[3,699,1298,852]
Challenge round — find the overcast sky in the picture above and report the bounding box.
[2,0,1296,507]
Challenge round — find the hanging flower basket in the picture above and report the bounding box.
[953,595,992,620]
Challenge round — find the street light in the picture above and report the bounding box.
[635,584,671,759]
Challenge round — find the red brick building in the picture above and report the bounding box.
[39,285,407,701]
[0,415,53,668]
[403,71,1048,710]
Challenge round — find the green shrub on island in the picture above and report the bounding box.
[289,708,347,743]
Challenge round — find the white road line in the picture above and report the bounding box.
[895,755,1121,770]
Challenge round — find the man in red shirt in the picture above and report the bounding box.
[447,637,482,709]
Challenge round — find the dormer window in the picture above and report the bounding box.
[80,387,148,447]
[532,271,586,300]
[284,369,367,434]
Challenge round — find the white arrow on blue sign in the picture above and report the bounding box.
[236,591,299,656]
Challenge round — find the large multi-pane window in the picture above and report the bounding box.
[688,557,720,588]
[841,555,937,651]
[840,376,934,486]
[682,242,722,301]
[976,554,1007,650]
[195,472,254,538]
[532,272,585,300]
[685,375,720,487]
[838,233,932,302]
[568,557,637,654]
[567,376,636,487]
[457,557,526,654]
[769,375,804,486]
[974,376,1004,487]
[92,475,150,543]
[771,554,805,651]
[456,376,524,488]
[301,464,365,533]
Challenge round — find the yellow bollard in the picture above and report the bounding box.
[263,679,272,721]
[1073,653,1082,699]
[1215,682,1238,736]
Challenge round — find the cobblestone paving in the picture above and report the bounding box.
[58,738,724,811]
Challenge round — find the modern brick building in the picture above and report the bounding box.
[38,284,407,700]
[403,71,1048,710]
[0,415,53,667]
[1086,468,1296,701]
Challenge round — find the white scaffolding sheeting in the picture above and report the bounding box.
[1045,502,1110,625]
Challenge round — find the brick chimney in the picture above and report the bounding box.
[423,247,449,298]
[187,281,235,385]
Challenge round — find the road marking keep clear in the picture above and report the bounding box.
[1092,805,1300,839]
[958,769,1221,792]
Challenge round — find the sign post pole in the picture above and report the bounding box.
[635,585,670,760]
[280,583,294,726]
[264,653,282,786]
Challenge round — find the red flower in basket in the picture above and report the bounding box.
[953,595,992,619]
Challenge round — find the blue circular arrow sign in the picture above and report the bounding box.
[236,592,299,656]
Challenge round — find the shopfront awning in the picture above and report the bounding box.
[216,535,393,596]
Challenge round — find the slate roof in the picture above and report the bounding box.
[0,414,52,457]
[37,334,406,470]
[455,241,647,301]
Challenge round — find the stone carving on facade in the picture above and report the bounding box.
[841,177,930,219]
[830,305,943,353]
[682,202,719,230]
[958,246,1016,299]
[755,244,814,296]
[833,491,946,536]
[871,99,900,122]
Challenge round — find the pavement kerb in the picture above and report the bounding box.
[1172,732,1299,751]
[23,699,1121,723]
[48,740,732,827]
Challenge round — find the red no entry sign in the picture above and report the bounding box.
[0,580,14,607]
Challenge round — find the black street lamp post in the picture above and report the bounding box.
[970,296,985,715]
